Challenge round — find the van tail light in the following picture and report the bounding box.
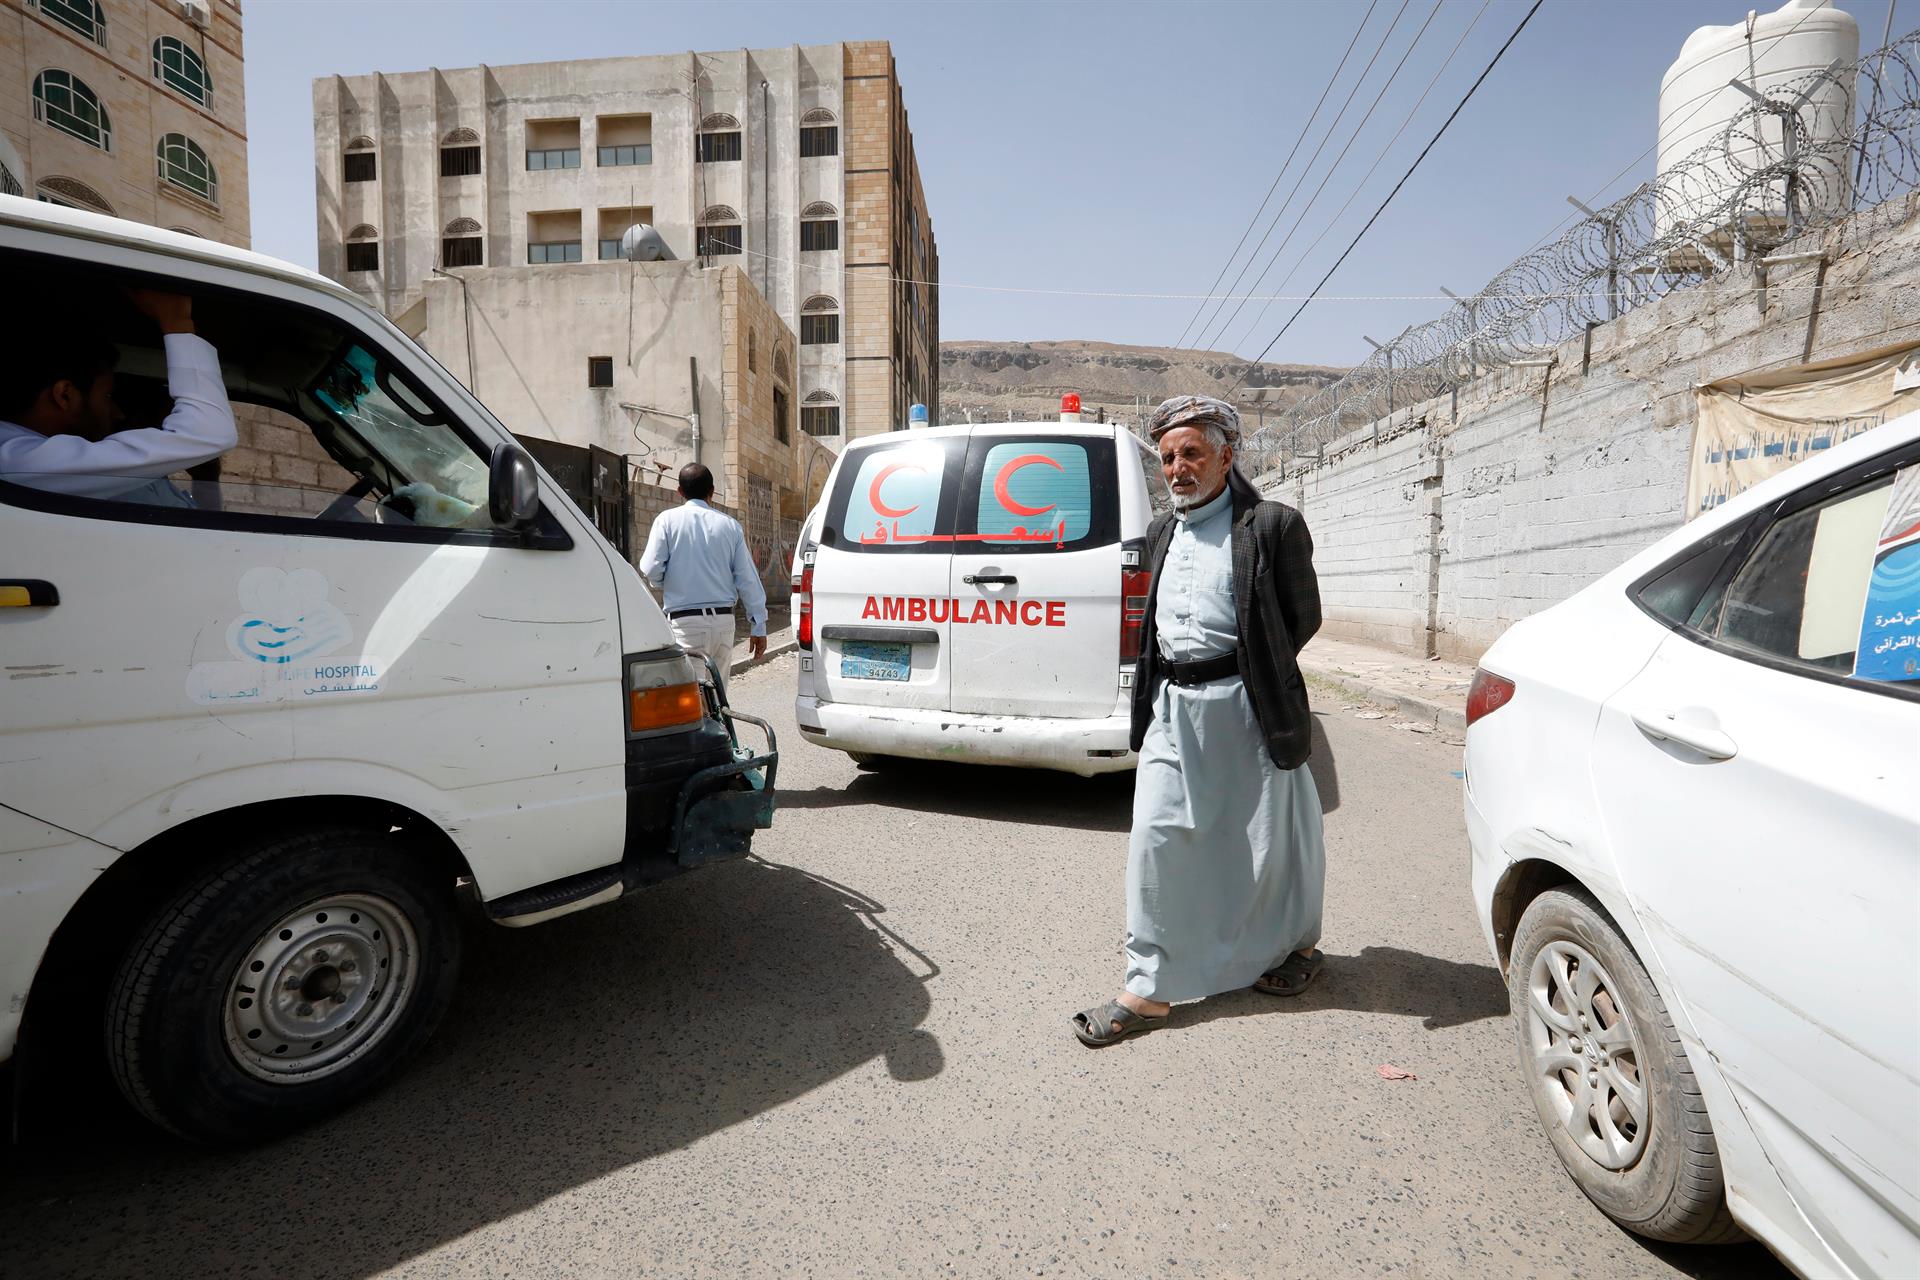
[796,561,814,647]
[1119,541,1150,662]
[1465,668,1516,728]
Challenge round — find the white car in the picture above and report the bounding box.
[0,199,775,1144]
[1465,410,1919,1276]
[791,399,1162,775]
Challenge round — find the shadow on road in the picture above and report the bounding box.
[1179,944,1509,1032]
[0,857,939,1279]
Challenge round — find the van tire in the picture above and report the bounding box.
[106,827,461,1144]
[1508,887,1743,1244]
[847,752,901,771]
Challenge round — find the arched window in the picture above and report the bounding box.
[802,390,841,437]
[699,113,740,131]
[345,224,379,273]
[801,108,837,125]
[800,295,840,346]
[35,175,113,214]
[441,217,482,267]
[697,114,740,164]
[440,127,481,178]
[800,202,838,253]
[697,206,741,256]
[800,110,838,158]
[773,346,791,384]
[32,71,111,151]
[36,0,103,45]
[156,133,218,204]
[344,137,375,183]
[153,37,211,106]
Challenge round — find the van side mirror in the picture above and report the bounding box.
[488,443,541,530]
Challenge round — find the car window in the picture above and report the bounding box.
[1632,517,1751,629]
[0,248,536,543]
[954,435,1118,553]
[821,438,956,553]
[1698,473,1898,678]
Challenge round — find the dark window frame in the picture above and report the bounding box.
[343,150,375,183]
[441,236,482,267]
[527,240,583,264]
[345,241,379,272]
[802,405,841,437]
[800,219,839,252]
[440,145,481,177]
[588,356,613,388]
[596,143,651,167]
[525,147,580,171]
[800,313,839,346]
[799,126,838,158]
[696,131,741,163]
[697,224,742,256]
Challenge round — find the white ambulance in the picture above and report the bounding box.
[791,397,1163,775]
[0,200,776,1143]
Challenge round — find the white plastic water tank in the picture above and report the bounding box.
[1655,0,1858,254]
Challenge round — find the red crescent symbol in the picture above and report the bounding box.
[994,454,1064,517]
[869,462,925,518]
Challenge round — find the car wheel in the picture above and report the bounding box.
[1508,886,1743,1244]
[106,826,461,1144]
[847,751,896,770]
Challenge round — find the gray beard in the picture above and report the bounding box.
[1172,480,1225,511]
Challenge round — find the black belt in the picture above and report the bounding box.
[669,606,731,619]
[1160,651,1239,686]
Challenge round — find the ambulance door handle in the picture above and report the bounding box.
[963,574,1017,586]
[0,580,58,608]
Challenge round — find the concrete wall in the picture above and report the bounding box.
[1268,194,1920,663]
[2,0,249,244]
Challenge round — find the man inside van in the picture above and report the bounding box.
[0,289,236,506]
[639,462,768,696]
[1072,395,1327,1046]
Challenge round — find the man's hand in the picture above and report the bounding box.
[750,635,768,661]
[126,288,195,336]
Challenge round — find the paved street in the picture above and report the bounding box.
[1,656,1786,1279]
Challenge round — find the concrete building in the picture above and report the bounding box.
[1,0,248,245]
[311,40,939,446]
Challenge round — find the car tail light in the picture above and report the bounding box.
[1465,668,1516,727]
[796,560,814,647]
[1120,543,1150,662]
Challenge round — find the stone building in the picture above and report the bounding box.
[0,0,248,245]
[311,39,939,446]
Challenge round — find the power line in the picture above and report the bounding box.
[1183,0,1419,353]
[1168,0,1382,350]
[1200,0,1459,353]
[1221,0,1493,354]
[1233,0,1547,391]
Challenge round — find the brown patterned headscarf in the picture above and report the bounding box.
[1147,395,1241,443]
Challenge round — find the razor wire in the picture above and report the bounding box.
[1238,30,1920,476]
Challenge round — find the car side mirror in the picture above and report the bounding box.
[488,443,541,530]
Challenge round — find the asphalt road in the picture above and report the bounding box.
[1,656,1788,1279]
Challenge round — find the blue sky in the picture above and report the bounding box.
[242,0,1903,366]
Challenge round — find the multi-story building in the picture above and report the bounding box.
[1,0,248,245]
[311,39,938,444]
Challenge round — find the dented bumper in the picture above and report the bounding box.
[798,698,1134,776]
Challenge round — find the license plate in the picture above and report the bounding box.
[839,640,911,681]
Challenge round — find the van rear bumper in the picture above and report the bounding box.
[798,697,1135,776]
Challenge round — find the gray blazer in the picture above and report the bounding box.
[1130,468,1322,769]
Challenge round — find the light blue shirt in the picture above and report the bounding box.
[1155,483,1238,662]
[638,498,769,636]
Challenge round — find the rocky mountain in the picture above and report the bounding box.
[937,340,1345,431]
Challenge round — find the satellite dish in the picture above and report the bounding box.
[620,224,675,262]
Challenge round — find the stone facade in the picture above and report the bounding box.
[1264,194,1920,663]
[0,0,248,245]
[311,39,937,446]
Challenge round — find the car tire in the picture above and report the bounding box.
[1508,886,1744,1244]
[847,751,895,770]
[106,826,461,1144]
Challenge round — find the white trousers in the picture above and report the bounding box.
[671,613,736,697]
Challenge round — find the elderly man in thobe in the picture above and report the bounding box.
[1074,395,1327,1046]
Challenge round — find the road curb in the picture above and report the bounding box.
[1298,661,1468,735]
[731,635,798,678]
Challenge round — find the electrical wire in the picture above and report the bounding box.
[1232,0,1548,391]
[1168,0,1382,350]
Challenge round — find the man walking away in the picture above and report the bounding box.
[639,463,768,697]
[1072,395,1327,1046]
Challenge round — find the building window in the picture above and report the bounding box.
[345,240,379,273]
[442,235,482,267]
[800,219,839,252]
[598,144,650,167]
[152,37,211,106]
[35,175,113,213]
[0,164,22,198]
[588,356,613,388]
[697,132,741,164]
[526,146,579,171]
[37,0,103,44]
[441,146,481,177]
[344,149,375,183]
[32,71,111,151]
[528,241,582,264]
[155,133,218,204]
[800,126,838,158]
[800,314,839,345]
[747,329,757,372]
[802,406,841,437]
[698,224,742,256]
[772,386,790,445]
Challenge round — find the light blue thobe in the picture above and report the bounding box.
[1125,484,1326,1003]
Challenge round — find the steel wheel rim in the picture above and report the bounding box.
[1526,939,1649,1170]
[223,892,419,1082]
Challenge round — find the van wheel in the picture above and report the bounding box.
[106,827,461,1144]
[847,751,891,770]
[1508,887,1743,1243]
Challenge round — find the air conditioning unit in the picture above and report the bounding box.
[179,0,209,28]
